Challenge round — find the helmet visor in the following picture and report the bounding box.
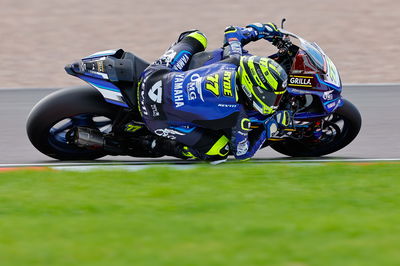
[252,86,284,112]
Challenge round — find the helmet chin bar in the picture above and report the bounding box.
[241,84,273,115]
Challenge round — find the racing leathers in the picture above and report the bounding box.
[138,24,283,161]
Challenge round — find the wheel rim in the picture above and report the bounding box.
[318,114,346,145]
[291,113,352,154]
[271,99,361,157]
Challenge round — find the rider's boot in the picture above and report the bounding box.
[142,136,196,160]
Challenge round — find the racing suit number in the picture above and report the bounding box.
[205,74,220,96]
[205,72,233,98]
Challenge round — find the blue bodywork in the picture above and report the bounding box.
[72,49,130,108]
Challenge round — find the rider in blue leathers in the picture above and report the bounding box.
[138,23,290,161]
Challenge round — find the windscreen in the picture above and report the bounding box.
[280,29,341,88]
[280,29,326,73]
[300,41,326,73]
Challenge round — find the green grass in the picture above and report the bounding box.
[0,163,400,266]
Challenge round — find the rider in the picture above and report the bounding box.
[138,22,290,161]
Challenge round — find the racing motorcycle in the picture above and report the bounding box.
[26,21,362,160]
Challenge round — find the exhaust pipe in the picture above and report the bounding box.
[68,127,123,154]
[69,127,104,149]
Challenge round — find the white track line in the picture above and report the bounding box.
[252,158,400,163]
[0,161,185,168]
[1,158,399,169]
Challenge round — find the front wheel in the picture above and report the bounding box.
[26,86,120,160]
[270,99,362,157]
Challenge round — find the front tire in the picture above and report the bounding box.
[26,86,120,160]
[270,99,362,157]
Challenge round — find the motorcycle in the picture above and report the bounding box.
[26,21,362,160]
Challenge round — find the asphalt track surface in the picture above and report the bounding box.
[0,84,399,164]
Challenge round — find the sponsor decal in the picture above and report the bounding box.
[323,90,334,101]
[324,56,341,88]
[327,101,336,109]
[125,123,143,133]
[241,84,252,98]
[140,89,148,116]
[96,61,105,72]
[256,86,264,94]
[218,103,238,108]
[148,80,163,103]
[223,71,233,97]
[282,79,287,88]
[206,74,220,96]
[154,128,185,140]
[230,42,242,54]
[151,104,160,117]
[173,72,205,108]
[173,73,185,108]
[238,131,247,137]
[236,140,249,156]
[288,75,313,87]
[256,68,267,84]
[187,73,204,101]
[288,88,311,94]
[172,51,191,71]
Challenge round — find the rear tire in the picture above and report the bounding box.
[26,86,120,160]
[270,99,362,157]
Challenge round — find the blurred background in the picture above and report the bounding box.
[0,0,399,88]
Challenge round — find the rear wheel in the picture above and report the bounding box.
[26,86,120,160]
[270,99,362,157]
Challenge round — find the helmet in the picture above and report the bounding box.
[238,56,287,115]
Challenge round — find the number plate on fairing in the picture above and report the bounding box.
[323,56,341,88]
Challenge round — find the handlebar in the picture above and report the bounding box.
[271,35,292,54]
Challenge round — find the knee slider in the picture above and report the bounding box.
[205,135,230,160]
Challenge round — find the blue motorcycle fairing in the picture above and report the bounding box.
[78,74,129,108]
[71,50,130,108]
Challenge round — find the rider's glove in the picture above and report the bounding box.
[264,118,279,138]
[246,22,283,42]
[264,110,293,138]
[275,110,293,127]
[223,26,257,46]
